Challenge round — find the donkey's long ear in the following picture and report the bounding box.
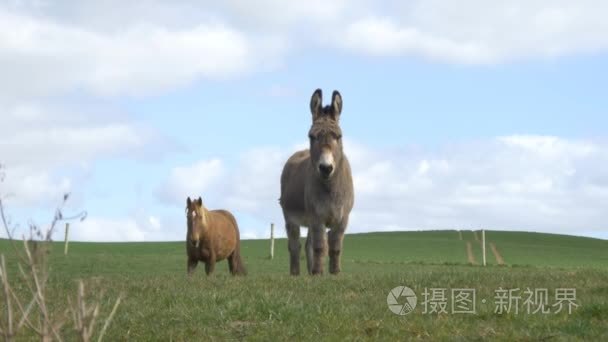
[310,88,323,121]
[186,197,191,207]
[196,197,203,207]
[331,90,342,121]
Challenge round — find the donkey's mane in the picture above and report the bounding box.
[309,115,342,138]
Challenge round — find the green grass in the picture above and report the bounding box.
[1,230,607,341]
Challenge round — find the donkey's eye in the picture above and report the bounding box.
[309,134,316,141]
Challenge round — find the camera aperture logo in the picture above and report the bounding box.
[387,286,417,315]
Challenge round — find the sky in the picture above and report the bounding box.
[0,0,607,241]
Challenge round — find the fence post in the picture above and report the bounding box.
[64,223,70,255]
[270,223,275,260]
[482,229,486,266]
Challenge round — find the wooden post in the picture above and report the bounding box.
[64,223,70,255]
[269,223,275,260]
[482,229,486,266]
[458,230,462,240]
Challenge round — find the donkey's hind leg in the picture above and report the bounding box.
[286,222,301,276]
[305,230,313,275]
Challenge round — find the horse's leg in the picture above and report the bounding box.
[305,230,313,275]
[205,254,216,276]
[228,252,236,275]
[286,222,301,275]
[328,221,347,274]
[187,259,197,277]
[310,223,327,275]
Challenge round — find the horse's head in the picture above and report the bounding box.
[186,196,207,248]
[308,88,344,181]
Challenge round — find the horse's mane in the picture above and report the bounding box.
[186,202,209,227]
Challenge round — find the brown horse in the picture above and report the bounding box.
[280,88,355,275]
[185,196,247,276]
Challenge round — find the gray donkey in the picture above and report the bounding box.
[280,88,354,275]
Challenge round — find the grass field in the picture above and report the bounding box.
[1,230,607,341]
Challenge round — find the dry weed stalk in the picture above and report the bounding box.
[0,164,122,341]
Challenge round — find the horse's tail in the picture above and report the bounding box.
[232,220,247,276]
[233,238,247,276]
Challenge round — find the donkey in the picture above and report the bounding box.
[279,88,354,275]
[185,196,247,276]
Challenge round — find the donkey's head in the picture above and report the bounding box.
[186,196,207,248]
[308,88,344,181]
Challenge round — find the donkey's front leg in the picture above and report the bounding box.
[305,231,313,275]
[310,223,327,275]
[286,222,301,275]
[328,224,346,275]
[328,217,348,275]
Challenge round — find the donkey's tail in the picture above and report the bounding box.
[232,224,247,276]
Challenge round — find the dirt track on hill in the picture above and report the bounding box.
[466,241,477,265]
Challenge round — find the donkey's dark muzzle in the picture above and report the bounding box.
[319,164,333,178]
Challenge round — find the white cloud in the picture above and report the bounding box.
[498,135,597,158]
[0,167,72,207]
[340,17,494,63]
[347,136,608,237]
[158,159,224,206]
[264,84,298,98]
[336,1,608,63]
[213,0,355,31]
[240,231,260,240]
[157,144,301,233]
[2,121,146,168]
[71,217,147,242]
[0,102,174,208]
[69,212,182,242]
[42,135,607,242]
[157,136,608,240]
[148,216,161,231]
[0,8,282,99]
[1,0,606,104]
[2,2,607,242]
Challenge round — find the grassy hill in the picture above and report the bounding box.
[1,230,607,340]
